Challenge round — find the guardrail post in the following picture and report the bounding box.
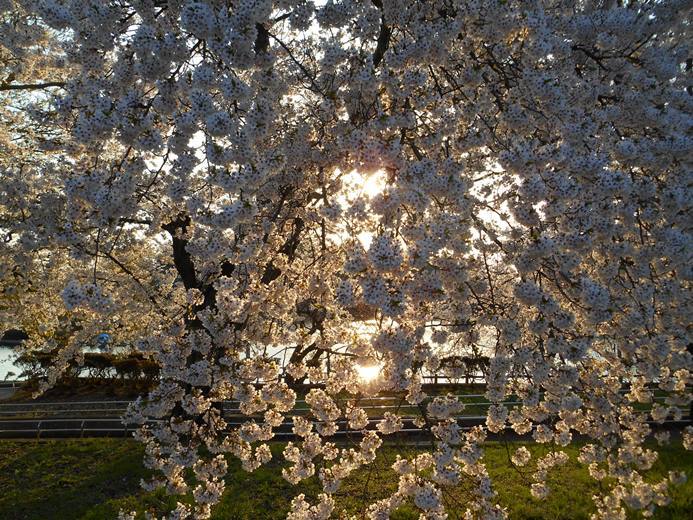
[36,421,42,440]
[80,420,85,438]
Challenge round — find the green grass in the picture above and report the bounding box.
[0,439,691,519]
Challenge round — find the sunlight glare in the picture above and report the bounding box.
[339,169,387,200]
[356,362,382,383]
[361,170,387,198]
[357,231,374,249]
[328,169,388,249]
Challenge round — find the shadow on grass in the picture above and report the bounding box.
[0,440,691,519]
[0,439,152,520]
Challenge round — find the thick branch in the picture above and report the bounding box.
[255,23,270,54]
[162,215,198,291]
[372,5,391,68]
[279,217,305,260]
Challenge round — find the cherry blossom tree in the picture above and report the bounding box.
[1,1,692,518]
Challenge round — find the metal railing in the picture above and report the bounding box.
[2,415,688,440]
[0,392,682,416]
[0,393,689,439]
[0,391,681,415]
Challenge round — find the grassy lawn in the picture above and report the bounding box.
[0,439,691,519]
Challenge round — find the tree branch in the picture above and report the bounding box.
[372,2,391,68]
[103,251,164,313]
[162,215,198,291]
[255,23,270,54]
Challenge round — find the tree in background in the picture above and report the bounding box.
[0,6,164,388]
[1,1,691,518]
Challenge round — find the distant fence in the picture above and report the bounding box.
[0,392,689,439]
